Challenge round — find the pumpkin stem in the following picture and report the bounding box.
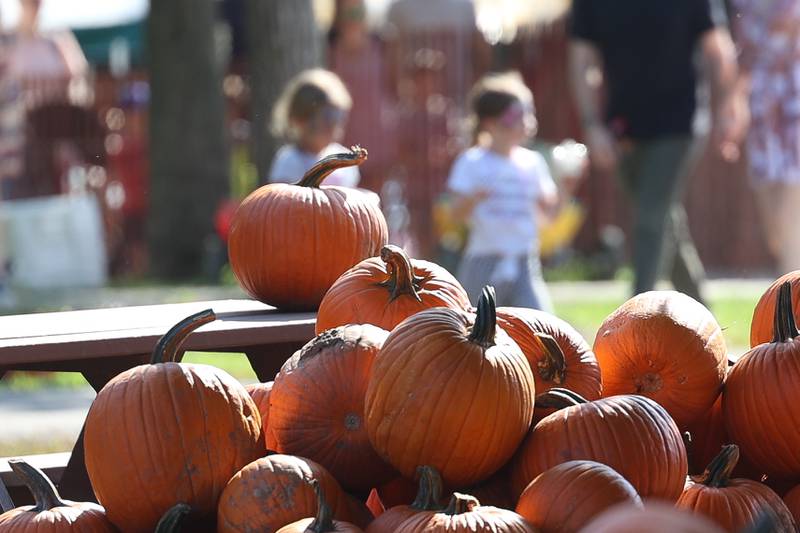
[534,388,588,409]
[444,493,480,515]
[296,146,368,188]
[151,309,216,364]
[155,503,191,532]
[411,466,445,511]
[695,444,739,488]
[772,281,799,343]
[377,245,425,302]
[468,286,497,347]
[308,479,336,533]
[8,459,65,511]
[534,333,567,384]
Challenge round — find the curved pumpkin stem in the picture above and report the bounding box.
[412,466,445,511]
[534,333,567,384]
[694,444,739,488]
[155,503,191,532]
[469,286,496,348]
[772,281,799,343]
[445,493,480,515]
[151,309,216,364]
[8,459,65,511]
[296,146,368,188]
[534,388,588,409]
[378,245,425,302]
[308,479,336,533]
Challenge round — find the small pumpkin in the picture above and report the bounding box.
[0,459,115,532]
[276,480,363,533]
[316,245,471,334]
[228,147,388,310]
[783,484,800,526]
[676,445,796,532]
[516,460,642,533]
[155,504,191,533]
[578,502,726,533]
[593,290,727,427]
[84,310,262,532]
[269,324,396,491]
[750,271,800,347]
[365,286,535,488]
[245,380,277,450]
[724,281,800,477]
[366,466,444,533]
[393,492,535,532]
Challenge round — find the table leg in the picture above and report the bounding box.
[245,341,305,382]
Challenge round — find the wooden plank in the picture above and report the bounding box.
[0,452,69,488]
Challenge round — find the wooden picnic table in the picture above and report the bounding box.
[0,298,316,509]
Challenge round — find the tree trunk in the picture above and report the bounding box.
[147,0,229,279]
[247,0,322,184]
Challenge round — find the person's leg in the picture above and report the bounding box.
[458,254,510,307]
[510,254,553,312]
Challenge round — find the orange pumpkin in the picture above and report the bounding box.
[245,380,276,450]
[0,459,115,532]
[463,469,514,510]
[316,245,471,334]
[375,476,418,510]
[365,286,535,488]
[269,324,396,491]
[784,484,800,526]
[217,455,352,533]
[393,493,535,532]
[751,270,800,347]
[228,147,388,310]
[593,290,727,427]
[511,390,687,501]
[578,502,726,533]
[496,306,601,422]
[724,281,800,477]
[516,460,642,533]
[366,466,444,533]
[84,310,262,531]
[277,480,364,533]
[155,504,191,533]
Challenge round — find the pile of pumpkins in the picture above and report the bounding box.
[3,148,800,532]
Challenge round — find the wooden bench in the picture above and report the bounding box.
[0,299,316,508]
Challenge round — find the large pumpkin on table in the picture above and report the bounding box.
[228,146,388,310]
[750,270,800,347]
[316,244,471,334]
[593,290,727,427]
[269,323,396,491]
[84,310,262,532]
[365,286,535,488]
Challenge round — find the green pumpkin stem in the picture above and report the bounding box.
[377,245,425,303]
[151,309,216,364]
[535,333,567,384]
[469,286,497,347]
[772,281,799,343]
[8,459,65,511]
[694,444,739,488]
[296,146,368,188]
[411,466,445,511]
[444,493,480,515]
[534,388,588,409]
[155,503,191,532]
[308,479,336,533]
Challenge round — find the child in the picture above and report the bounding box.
[447,71,558,311]
[269,69,360,187]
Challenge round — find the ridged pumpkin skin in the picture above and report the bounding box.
[245,381,276,450]
[365,287,535,488]
[783,485,800,525]
[316,245,471,334]
[751,270,800,347]
[228,148,388,310]
[269,324,396,491]
[593,290,727,427]
[276,479,364,533]
[394,493,535,533]
[496,307,601,422]
[578,502,725,533]
[217,455,351,533]
[676,445,796,532]
[516,460,642,533]
[511,394,687,501]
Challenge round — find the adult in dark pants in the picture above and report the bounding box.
[568,0,748,303]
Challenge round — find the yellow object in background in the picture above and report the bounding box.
[539,200,585,259]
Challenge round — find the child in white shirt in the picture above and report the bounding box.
[447,71,558,310]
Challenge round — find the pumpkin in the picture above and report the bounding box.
[84,309,262,532]
[751,270,800,347]
[497,306,601,422]
[783,485,800,526]
[0,459,115,532]
[724,281,800,477]
[155,504,191,533]
[316,245,471,334]
[277,480,364,533]
[245,380,277,450]
[269,324,396,491]
[593,290,727,427]
[510,389,687,501]
[393,492,535,532]
[375,477,418,509]
[463,469,514,510]
[366,466,444,533]
[578,502,726,533]
[676,445,796,532]
[365,286,535,487]
[516,460,642,533]
[228,147,388,310]
[217,454,352,533]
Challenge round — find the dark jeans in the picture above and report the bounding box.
[617,135,706,303]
